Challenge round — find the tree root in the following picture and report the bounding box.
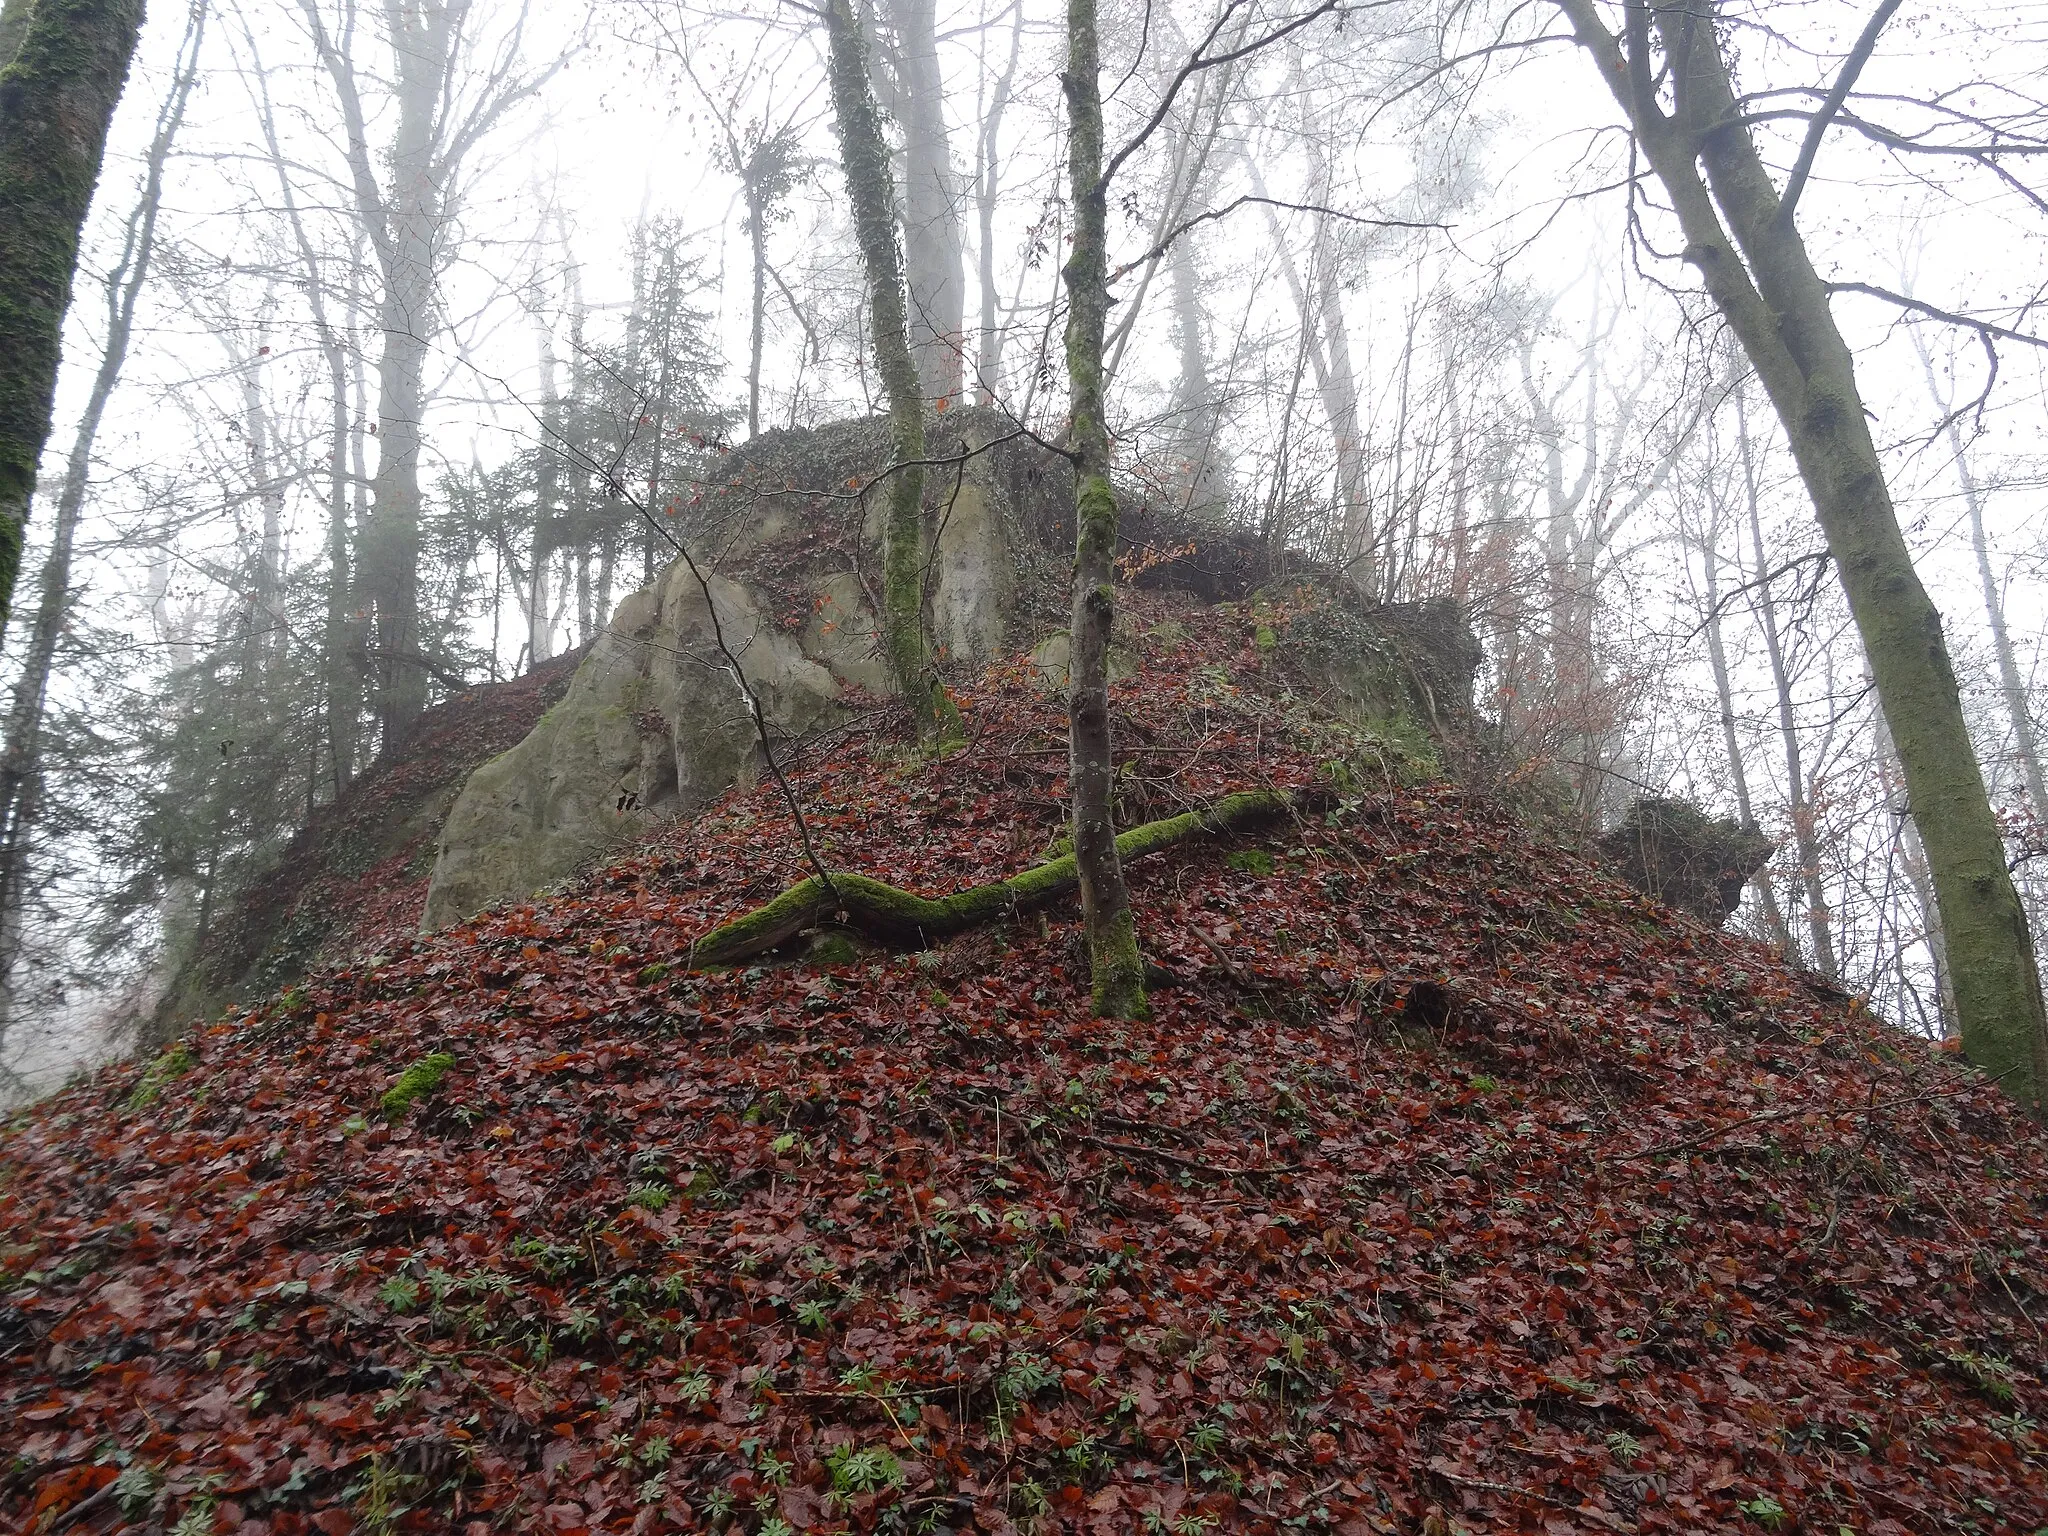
[686,787,1309,968]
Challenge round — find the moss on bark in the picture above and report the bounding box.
[0,0,146,638]
[686,788,1298,968]
[1059,0,1145,1019]
[822,0,955,740]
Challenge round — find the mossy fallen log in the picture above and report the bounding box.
[687,788,1307,967]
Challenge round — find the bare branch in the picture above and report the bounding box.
[1776,0,1902,229]
[1100,0,1351,192]
[1826,280,2048,351]
[1110,195,1445,281]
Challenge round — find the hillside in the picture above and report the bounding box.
[154,652,585,1037]
[4,599,2046,1535]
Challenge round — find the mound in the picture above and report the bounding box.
[5,600,2046,1535]
[155,653,584,1036]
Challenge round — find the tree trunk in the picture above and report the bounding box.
[1164,226,1225,517]
[690,789,1304,967]
[1876,709,1959,1036]
[1739,395,1837,976]
[973,0,1022,405]
[242,333,287,671]
[257,24,363,797]
[1062,0,1144,1019]
[1698,493,1794,952]
[0,0,196,1044]
[360,2,445,745]
[0,0,147,641]
[1554,0,2048,1107]
[1242,150,1370,590]
[529,309,559,666]
[882,0,965,400]
[823,0,950,734]
[747,185,767,437]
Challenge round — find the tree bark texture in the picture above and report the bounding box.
[0,0,195,1042]
[1553,0,2048,1105]
[823,0,950,734]
[1062,0,1145,1019]
[0,0,146,642]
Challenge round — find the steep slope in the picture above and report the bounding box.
[154,653,584,1037]
[4,600,2046,1536]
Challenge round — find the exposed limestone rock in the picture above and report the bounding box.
[423,414,1054,932]
[931,476,1006,662]
[422,412,1491,937]
[422,570,842,931]
[802,572,892,693]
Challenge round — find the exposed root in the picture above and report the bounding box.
[686,788,1309,967]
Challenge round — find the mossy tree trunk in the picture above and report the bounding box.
[1554,0,2048,1108]
[0,2,199,1045]
[688,790,1300,968]
[822,0,953,738]
[0,0,32,75]
[1061,0,1145,1018]
[0,0,147,644]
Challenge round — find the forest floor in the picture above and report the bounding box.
[4,597,2046,1535]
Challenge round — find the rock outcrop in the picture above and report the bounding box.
[1600,795,1777,926]
[422,409,1492,933]
[421,411,1053,930]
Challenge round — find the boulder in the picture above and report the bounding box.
[1600,796,1776,926]
[422,570,844,930]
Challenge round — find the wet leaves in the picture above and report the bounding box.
[3,597,2046,1534]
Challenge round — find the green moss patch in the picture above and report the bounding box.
[126,1043,194,1111]
[380,1053,455,1123]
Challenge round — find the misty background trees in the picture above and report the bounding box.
[4,0,2047,1100]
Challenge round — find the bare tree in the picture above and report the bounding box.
[243,24,364,795]
[971,0,1023,405]
[1911,328,2048,826]
[294,0,564,746]
[1551,0,2048,1105]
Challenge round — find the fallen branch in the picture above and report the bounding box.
[686,787,1310,967]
